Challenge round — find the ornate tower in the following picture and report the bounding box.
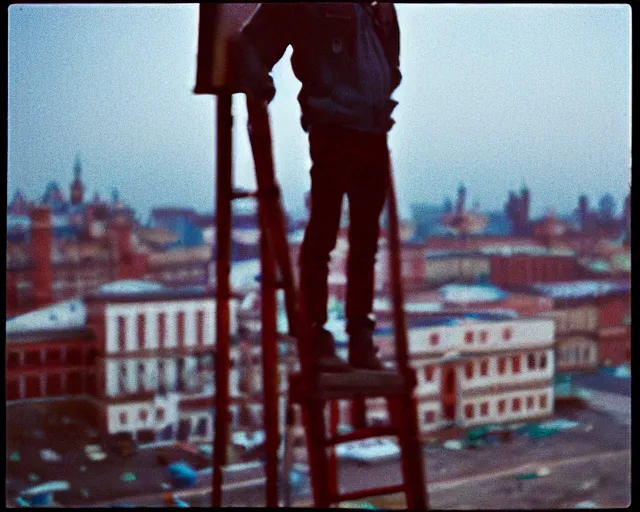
[71,154,84,205]
[30,204,54,306]
[455,183,466,215]
[520,183,530,228]
[578,194,589,233]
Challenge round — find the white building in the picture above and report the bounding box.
[369,313,556,434]
[6,279,243,444]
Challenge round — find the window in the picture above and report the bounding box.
[583,346,590,363]
[156,408,165,422]
[7,380,20,401]
[503,327,513,341]
[497,400,506,414]
[424,365,434,382]
[480,359,488,376]
[480,330,488,343]
[480,402,489,416]
[424,411,436,424]
[195,417,208,436]
[465,331,474,344]
[429,333,440,346]
[176,358,185,392]
[527,353,536,370]
[138,362,146,391]
[177,312,186,346]
[116,316,126,352]
[512,398,521,412]
[85,373,97,396]
[526,396,534,410]
[45,349,62,365]
[139,409,148,422]
[464,404,474,419]
[539,394,548,409]
[497,357,506,375]
[197,311,205,346]
[67,348,83,365]
[119,412,128,425]
[540,353,547,369]
[158,313,166,346]
[137,314,145,348]
[7,352,21,368]
[512,355,521,374]
[25,376,41,399]
[465,361,474,379]
[24,350,41,366]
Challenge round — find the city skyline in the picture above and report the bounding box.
[7,4,631,221]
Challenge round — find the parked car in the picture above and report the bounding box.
[107,432,137,457]
[84,444,107,461]
[335,438,400,464]
[40,449,62,462]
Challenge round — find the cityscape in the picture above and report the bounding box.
[6,3,630,510]
[5,158,631,508]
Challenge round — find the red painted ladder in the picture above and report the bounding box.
[211,92,429,509]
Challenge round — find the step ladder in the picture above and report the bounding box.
[210,91,429,509]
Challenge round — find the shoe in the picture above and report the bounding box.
[311,325,351,373]
[348,321,387,371]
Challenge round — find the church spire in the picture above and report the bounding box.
[74,153,82,180]
[71,153,84,206]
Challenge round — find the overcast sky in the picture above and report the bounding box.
[7,3,630,222]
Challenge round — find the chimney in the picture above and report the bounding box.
[108,213,140,279]
[30,204,53,307]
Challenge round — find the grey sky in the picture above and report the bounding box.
[7,4,630,222]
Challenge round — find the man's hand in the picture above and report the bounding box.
[228,34,277,104]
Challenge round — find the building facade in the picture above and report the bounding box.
[5,284,244,445]
[531,280,631,369]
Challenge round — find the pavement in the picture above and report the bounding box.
[6,378,630,508]
[121,398,631,508]
[5,399,212,507]
[572,367,631,397]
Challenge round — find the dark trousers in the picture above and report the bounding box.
[299,124,390,335]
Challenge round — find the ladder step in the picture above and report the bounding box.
[259,279,289,290]
[231,188,257,200]
[289,369,415,402]
[231,186,282,201]
[325,426,397,447]
[332,484,406,504]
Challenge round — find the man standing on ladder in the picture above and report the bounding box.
[231,2,402,373]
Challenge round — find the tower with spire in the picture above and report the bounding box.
[455,182,466,215]
[71,153,84,206]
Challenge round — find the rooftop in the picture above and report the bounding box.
[439,284,508,304]
[530,279,630,299]
[6,299,87,335]
[373,310,521,335]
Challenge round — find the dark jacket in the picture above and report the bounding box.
[231,3,402,134]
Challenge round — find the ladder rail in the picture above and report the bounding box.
[386,157,409,371]
[246,98,285,507]
[245,100,315,379]
[211,92,234,509]
[386,159,429,510]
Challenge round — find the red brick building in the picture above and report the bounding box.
[490,253,581,288]
[530,280,631,368]
[5,326,98,402]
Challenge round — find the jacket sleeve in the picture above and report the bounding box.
[389,5,402,93]
[229,4,294,102]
